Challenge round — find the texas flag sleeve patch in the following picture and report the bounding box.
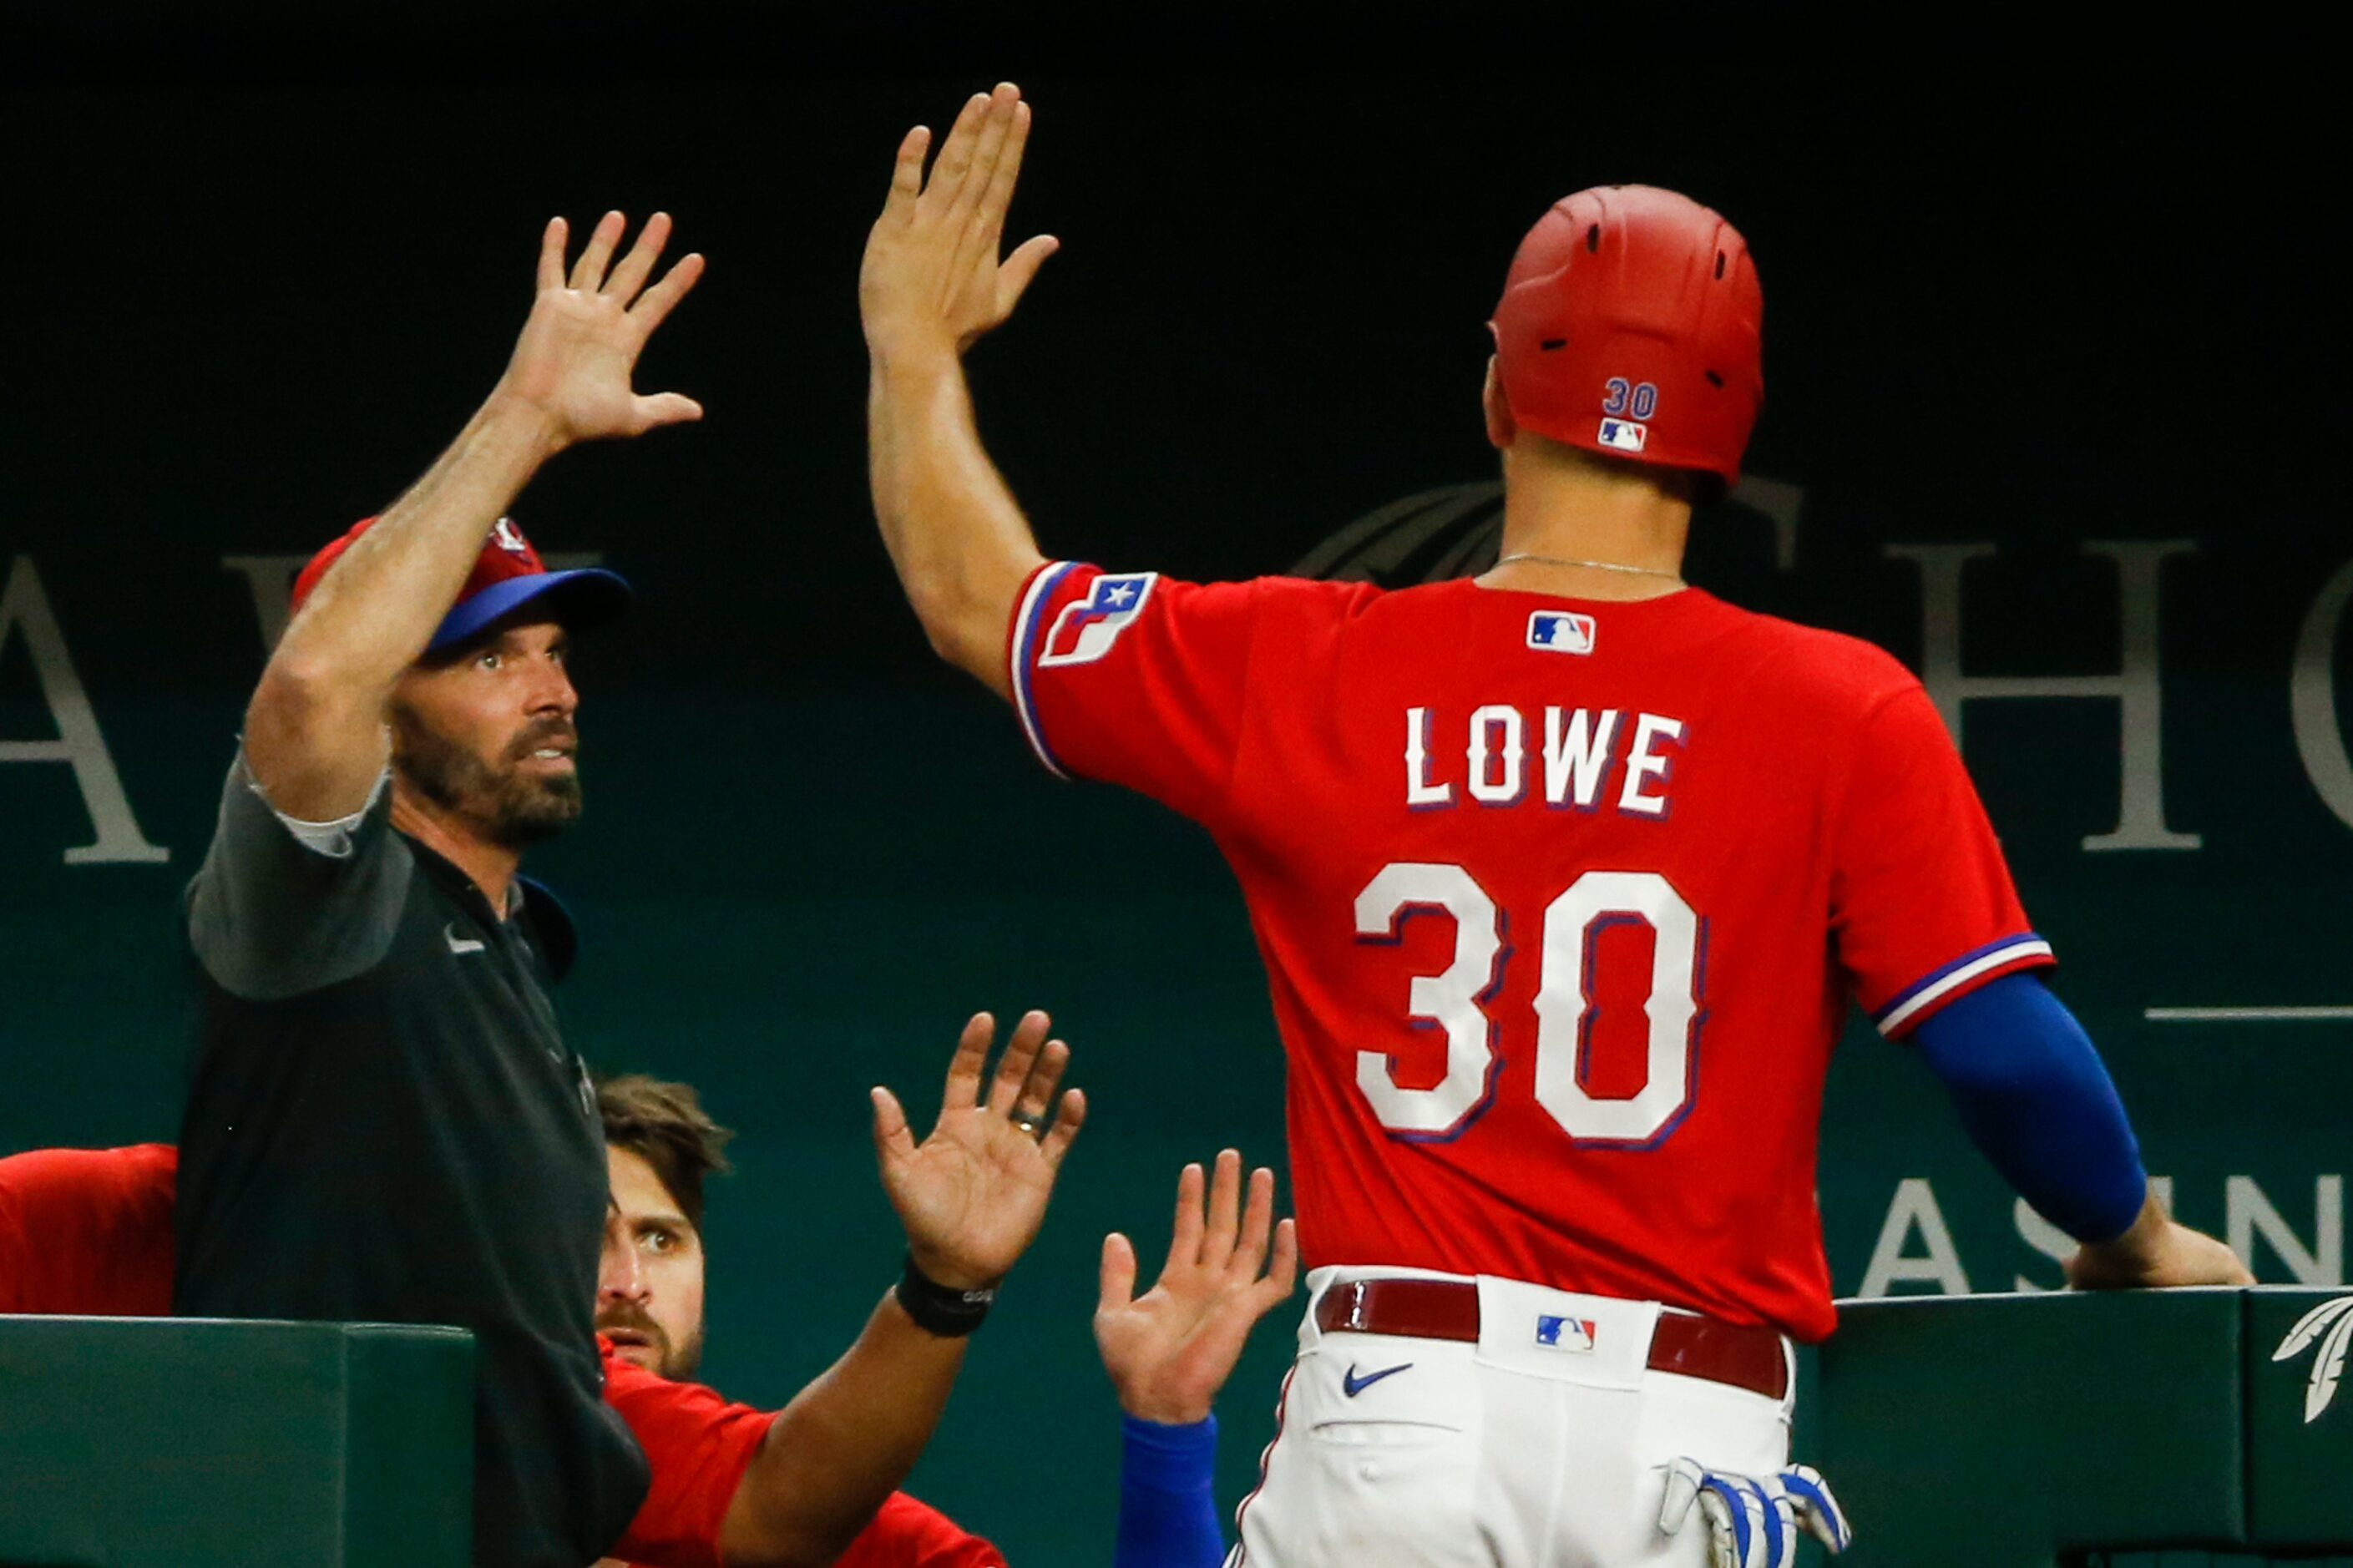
[1004,562,1266,826]
[1038,571,1159,667]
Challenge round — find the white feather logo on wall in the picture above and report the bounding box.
[2272,1295,2353,1423]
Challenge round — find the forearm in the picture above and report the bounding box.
[1911,974,2147,1243]
[718,1291,969,1568]
[247,392,564,813]
[1114,1415,1226,1568]
[866,347,1045,695]
[271,392,559,695]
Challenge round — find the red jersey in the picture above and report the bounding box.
[603,1351,1004,1568]
[1009,567,2053,1341]
[0,1146,1001,1568]
[0,1143,176,1316]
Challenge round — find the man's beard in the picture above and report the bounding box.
[391,705,583,848]
[595,1302,702,1381]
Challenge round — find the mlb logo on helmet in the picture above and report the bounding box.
[1536,1314,1598,1353]
[1526,611,1597,655]
[1596,417,1647,453]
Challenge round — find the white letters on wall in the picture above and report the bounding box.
[2229,1174,2345,1287]
[0,557,170,865]
[1887,539,2200,851]
[1858,1177,1972,1297]
[219,554,310,652]
[2290,556,2353,832]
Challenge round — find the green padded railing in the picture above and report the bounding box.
[2089,1544,2343,1554]
[0,1317,473,1568]
[1814,1289,2353,1567]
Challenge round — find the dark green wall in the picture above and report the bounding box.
[3,70,2345,1565]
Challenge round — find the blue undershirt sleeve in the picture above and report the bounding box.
[1114,1414,1226,1568]
[1910,972,2148,1243]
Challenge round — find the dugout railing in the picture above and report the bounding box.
[0,1318,472,1566]
[3,1292,2350,1565]
[1815,1288,2353,1566]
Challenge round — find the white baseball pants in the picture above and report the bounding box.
[1230,1267,1795,1567]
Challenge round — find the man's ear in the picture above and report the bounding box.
[1482,356,1516,451]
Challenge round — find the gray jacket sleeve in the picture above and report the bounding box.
[186,751,412,1001]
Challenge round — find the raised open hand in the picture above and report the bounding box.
[872,1009,1085,1292]
[861,83,1058,362]
[1096,1150,1300,1425]
[495,211,706,448]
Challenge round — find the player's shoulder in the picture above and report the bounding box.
[0,1142,180,1199]
[1703,597,1923,716]
[1185,572,1384,615]
[1043,564,1375,631]
[1147,572,1388,644]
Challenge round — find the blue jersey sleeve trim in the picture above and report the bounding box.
[1009,560,1080,780]
[1874,932,2055,1036]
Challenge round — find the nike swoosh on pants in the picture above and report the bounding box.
[1342,1361,1412,1397]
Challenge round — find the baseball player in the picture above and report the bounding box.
[859,84,2252,1566]
[592,1071,1006,1568]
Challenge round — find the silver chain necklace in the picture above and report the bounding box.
[1491,551,1683,582]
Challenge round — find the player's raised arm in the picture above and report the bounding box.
[245,213,704,821]
[860,83,1058,700]
[1096,1151,1298,1568]
[716,1011,1083,1566]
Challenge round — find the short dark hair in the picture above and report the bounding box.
[596,1074,735,1234]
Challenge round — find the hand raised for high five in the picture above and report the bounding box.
[871,1010,1086,1292]
[494,210,706,449]
[861,82,1059,362]
[1096,1151,1300,1425]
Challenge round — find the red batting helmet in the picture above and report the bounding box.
[1490,185,1763,491]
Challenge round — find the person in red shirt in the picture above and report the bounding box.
[0,1016,1079,1568]
[0,1142,175,1317]
[591,1072,1004,1568]
[858,83,2250,1565]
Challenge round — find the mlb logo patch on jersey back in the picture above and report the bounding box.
[1039,572,1159,667]
[1527,611,1597,655]
[1536,1314,1598,1353]
[1596,417,1647,453]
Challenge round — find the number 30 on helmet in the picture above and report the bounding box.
[1489,185,1765,498]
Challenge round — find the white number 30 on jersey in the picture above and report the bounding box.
[1353,863,1702,1145]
